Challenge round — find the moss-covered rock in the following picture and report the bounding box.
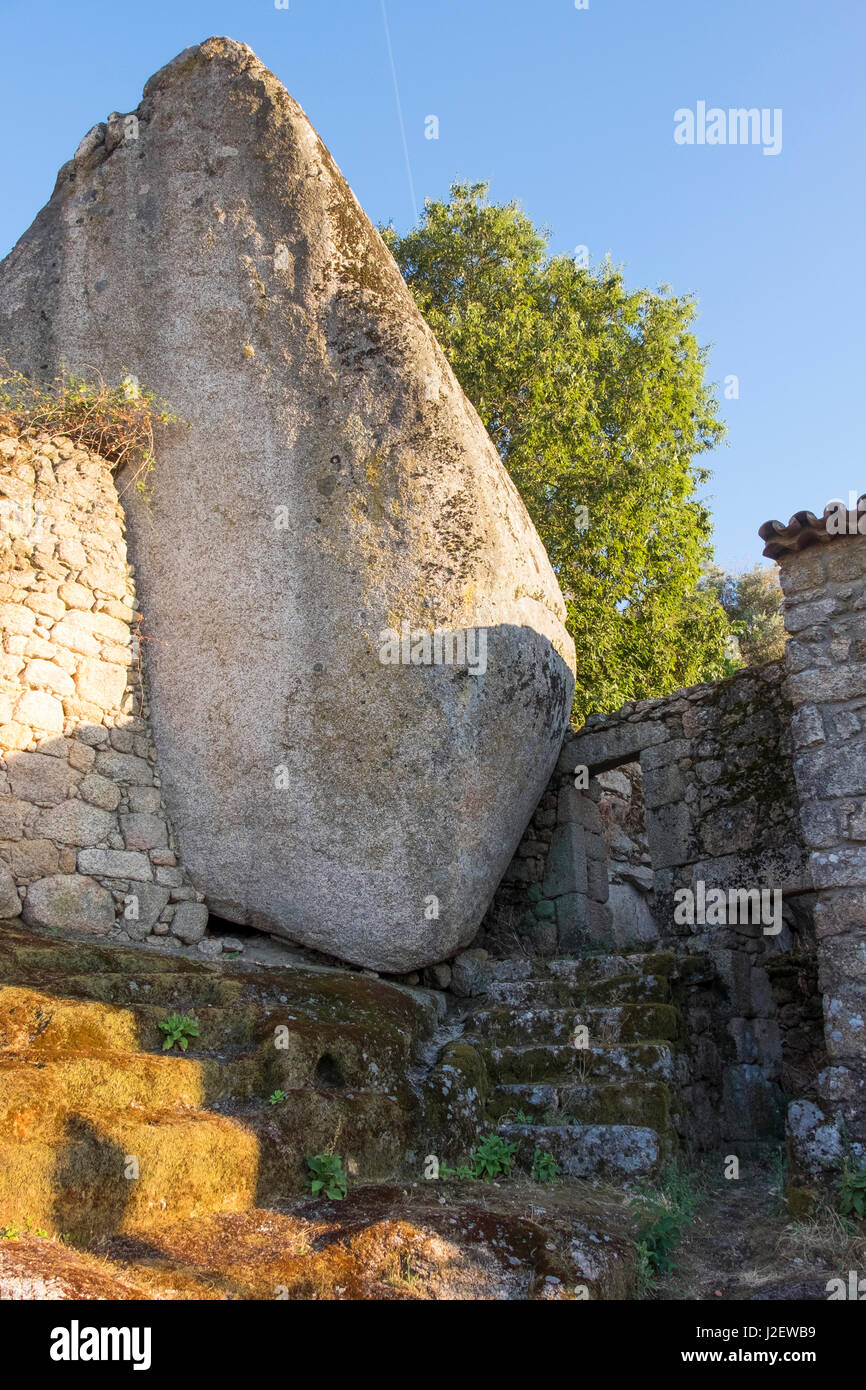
[0,925,435,1241]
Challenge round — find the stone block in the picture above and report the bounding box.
[555,892,589,952]
[0,859,22,917]
[542,822,588,898]
[22,872,115,933]
[78,772,122,811]
[641,738,691,771]
[75,657,127,708]
[571,719,668,772]
[646,801,694,870]
[35,799,117,846]
[94,750,153,786]
[586,857,609,903]
[557,784,602,834]
[120,812,168,851]
[5,750,80,806]
[607,881,659,948]
[77,848,154,881]
[642,760,685,810]
[13,688,63,732]
[0,838,59,881]
[787,1099,843,1174]
[120,882,171,939]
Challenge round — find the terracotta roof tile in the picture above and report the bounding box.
[759,498,866,559]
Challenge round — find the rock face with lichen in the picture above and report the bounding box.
[0,38,575,971]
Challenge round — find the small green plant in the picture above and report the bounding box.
[386,1251,420,1289]
[839,1161,866,1219]
[1,1223,21,1240]
[470,1133,518,1180]
[634,1210,684,1277]
[768,1143,788,1204]
[514,1109,534,1125]
[306,1152,348,1201]
[631,1165,701,1289]
[21,1218,49,1237]
[634,1240,656,1297]
[440,1163,475,1181]
[158,1013,199,1051]
[532,1149,561,1184]
[439,1133,520,1181]
[268,1089,288,1106]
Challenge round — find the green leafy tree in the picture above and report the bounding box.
[704,563,786,668]
[382,183,733,721]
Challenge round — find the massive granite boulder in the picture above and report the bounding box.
[0,38,575,971]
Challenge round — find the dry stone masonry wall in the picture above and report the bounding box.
[488,663,809,954]
[570,662,809,935]
[484,514,866,1171]
[483,660,820,1153]
[767,525,866,1171]
[0,429,207,949]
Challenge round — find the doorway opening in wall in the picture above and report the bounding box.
[595,762,661,950]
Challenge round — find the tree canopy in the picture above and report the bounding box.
[382,182,734,722]
[704,563,786,669]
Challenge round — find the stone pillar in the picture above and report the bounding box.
[762,513,866,1165]
[549,768,607,950]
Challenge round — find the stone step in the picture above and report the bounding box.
[0,925,430,1251]
[485,958,535,983]
[482,1041,674,1086]
[486,951,677,988]
[0,1106,260,1244]
[0,1037,415,1126]
[0,984,261,1054]
[0,932,439,1036]
[0,928,209,977]
[499,1121,659,1178]
[240,1091,413,1203]
[0,1052,411,1203]
[487,1079,677,1133]
[57,971,246,1009]
[487,973,670,1008]
[0,1049,259,1125]
[546,952,678,984]
[0,985,415,1090]
[469,1003,679,1047]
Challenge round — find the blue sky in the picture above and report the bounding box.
[0,0,863,571]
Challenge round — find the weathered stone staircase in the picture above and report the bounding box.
[0,923,435,1245]
[0,924,688,1298]
[462,950,685,1179]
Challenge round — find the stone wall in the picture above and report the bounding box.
[766,525,866,1171]
[0,428,207,949]
[487,663,810,951]
[572,663,810,940]
[481,661,818,1152]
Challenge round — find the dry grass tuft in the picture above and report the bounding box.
[0,358,183,496]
